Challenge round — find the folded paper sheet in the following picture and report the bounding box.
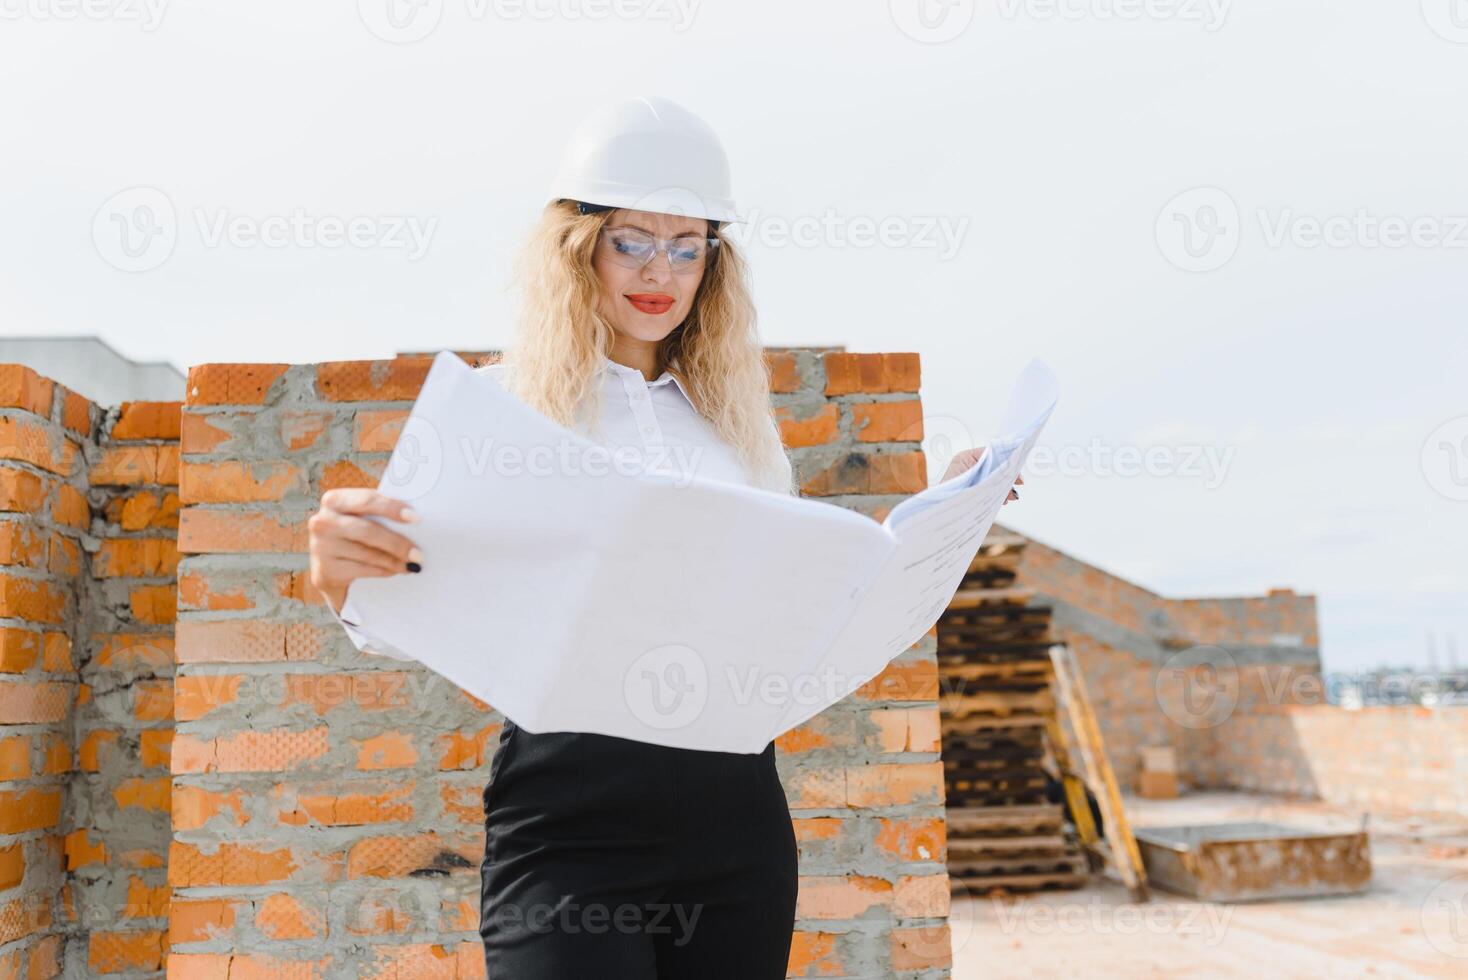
[343,351,1058,753]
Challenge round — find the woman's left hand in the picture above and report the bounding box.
[941,447,1024,504]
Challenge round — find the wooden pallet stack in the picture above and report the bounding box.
[938,529,1090,893]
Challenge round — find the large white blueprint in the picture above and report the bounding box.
[343,351,1058,753]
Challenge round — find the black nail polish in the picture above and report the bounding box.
[406,562,422,573]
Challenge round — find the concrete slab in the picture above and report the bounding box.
[950,791,1468,979]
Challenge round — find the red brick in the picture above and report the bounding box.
[0,417,79,476]
[355,732,418,771]
[851,400,924,443]
[129,584,177,625]
[279,410,333,451]
[796,875,893,919]
[89,445,179,486]
[787,931,843,977]
[0,468,47,513]
[110,402,182,440]
[765,351,801,393]
[315,359,431,403]
[320,459,381,491]
[177,572,254,612]
[874,817,946,862]
[0,574,66,623]
[345,832,477,879]
[824,352,920,395]
[113,775,171,813]
[177,508,309,554]
[0,524,46,570]
[0,627,40,672]
[0,365,54,416]
[172,786,248,832]
[86,929,164,973]
[180,412,233,453]
[0,677,71,724]
[94,538,179,577]
[180,460,304,504]
[105,488,181,530]
[61,389,93,438]
[274,782,415,828]
[775,404,840,448]
[51,483,87,529]
[0,788,62,833]
[170,728,330,775]
[799,451,927,496]
[186,364,290,406]
[167,897,239,944]
[354,410,409,452]
[890,924,951,971]
[175,619,325,664]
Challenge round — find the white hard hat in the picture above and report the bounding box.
[548,96,742,225]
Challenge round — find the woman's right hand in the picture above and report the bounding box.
[308,488,423,616]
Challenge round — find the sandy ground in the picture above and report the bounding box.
[949,792,1468,979]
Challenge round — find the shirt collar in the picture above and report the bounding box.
[602,356,696,406]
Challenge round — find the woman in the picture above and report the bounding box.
[308,96,1016,979]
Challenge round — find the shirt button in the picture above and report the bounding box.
[631,393,644,402]
[642,426,654,435]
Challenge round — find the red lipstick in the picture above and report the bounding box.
[625,293,675,315]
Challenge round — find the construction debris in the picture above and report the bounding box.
[1135,822,1372,901]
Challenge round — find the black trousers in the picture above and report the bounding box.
[479,720,799,979]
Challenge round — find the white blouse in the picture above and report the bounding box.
[328,356,795,660]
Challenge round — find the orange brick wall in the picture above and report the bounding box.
[0,368,181,978]
[74,401,181,976]
[1220,705,1468,816]
[1012,535,1323,790]
[0,365,89,979]
[165,350,952,979]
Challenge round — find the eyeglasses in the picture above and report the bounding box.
[599,226,719,271]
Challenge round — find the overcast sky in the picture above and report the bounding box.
[2,0,1464,674]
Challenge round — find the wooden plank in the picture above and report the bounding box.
[1044,709,1101,852]
[949,835,1071,855]
[941,713,1048,734]
[944,586,1036,610]
[949,871,1088,893]
[946,853,1089,875]
[945,690,1055,715]
[1049,643,1150,903]
[937,660,1052,682]
[945,805,1064,834]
